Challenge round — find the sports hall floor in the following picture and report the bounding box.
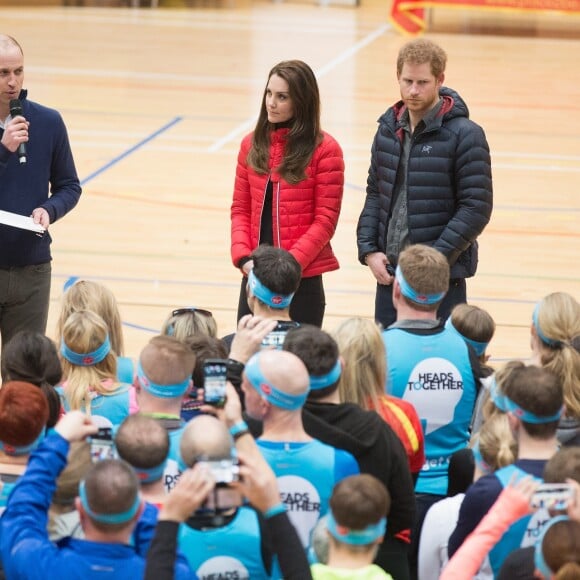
[1,0,578,364]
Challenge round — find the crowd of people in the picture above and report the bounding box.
[0,28,579,580]
[0,240,577,580]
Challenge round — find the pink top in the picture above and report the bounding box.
[440,486,532,580]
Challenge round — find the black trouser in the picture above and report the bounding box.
[237,274,325,327]
[374,278,467,329]
[0,262,51,355]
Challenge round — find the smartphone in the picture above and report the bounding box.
[89,427,117,463]
[204,457,241,486]
[203,359,228,407]
[195,457,242,516]
[261,321,299,350]
[530,483,576,510]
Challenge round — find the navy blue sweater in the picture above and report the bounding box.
[0,90,81,268]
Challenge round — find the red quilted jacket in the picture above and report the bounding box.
[231,128,344,278]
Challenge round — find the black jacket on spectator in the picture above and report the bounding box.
[356,87,493,278]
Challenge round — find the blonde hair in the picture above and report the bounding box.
[161,308,218,342]
[60,310,119,414]
[473,413,517,472]
[56,280,125,356]
[332,318,385,411]
[534,292,580,419]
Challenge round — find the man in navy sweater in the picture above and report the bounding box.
[0,34,81,354]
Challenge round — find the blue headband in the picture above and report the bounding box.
[395,265,446,305]
[471,441,492,475]
[245,353,307,411]
[309,360,342,391]
[445,319,489,356]
[136,362,190,399]
[79,480,142,525]
[490,378,563,424]
[248,270,294,309]
[533,303,562,348]
[134,460,167,484]
[61,335,111,366]
[534,516,570,579]
[0,429,45,457]
[326,511,387,546]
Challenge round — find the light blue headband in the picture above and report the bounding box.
[445,319,489,357]
[533,303,562,348]
[309,360,342,391]
[79,480,141,525]
[534,516,570,579]
[245,353,307,411]
[136,361,190,399]
[248,269,294,309]
[489,378,563,424]
[395,265,446,306]
[471,441,492,475]
[326,511,387,546]
[0,428,45,457]
[61,335,111,366]
[134,460,167,484]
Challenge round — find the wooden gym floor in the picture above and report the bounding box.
[1,1,578,365]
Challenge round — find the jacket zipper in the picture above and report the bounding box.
[257,175,270,246]
[274,181,281,248]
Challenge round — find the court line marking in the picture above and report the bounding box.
[80,117,183,186]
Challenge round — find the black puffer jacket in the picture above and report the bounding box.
[357,87,493,278]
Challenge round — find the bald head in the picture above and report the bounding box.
[0,35,23,55]
[180,414,233,467]
[257,350,309,398]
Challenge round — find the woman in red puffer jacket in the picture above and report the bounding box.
[231,60,344,328]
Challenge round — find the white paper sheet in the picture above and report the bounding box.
[0,209,45,234]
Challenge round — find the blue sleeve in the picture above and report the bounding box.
[133,502,160,556]
[42,112,81,223]
[447,474,502,557]
[0,432,69,578]
[333,449,360,482]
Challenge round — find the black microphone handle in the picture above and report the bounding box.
[17,142,27,164]
[9,99,27,165]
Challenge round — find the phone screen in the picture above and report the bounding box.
[89,428,117,463]
[203,359,228,407]
[204,458,241,485]
[530,483,575,510]
[260,321,299,350]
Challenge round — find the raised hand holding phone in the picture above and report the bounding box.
[55,411,98,443]
[202,359,228,408]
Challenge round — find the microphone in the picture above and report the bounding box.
[9,99,27,164]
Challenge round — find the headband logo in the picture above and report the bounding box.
[4,445,15,454]
[417,295,428,302]
[138,472,148,481]
[82,356,94,365]
[336,525,349,536]
[271,296,283,305]
[261,383,272,395]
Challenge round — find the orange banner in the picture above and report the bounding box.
[390,0,580,35]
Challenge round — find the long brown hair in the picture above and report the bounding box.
[247,60,321,184]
